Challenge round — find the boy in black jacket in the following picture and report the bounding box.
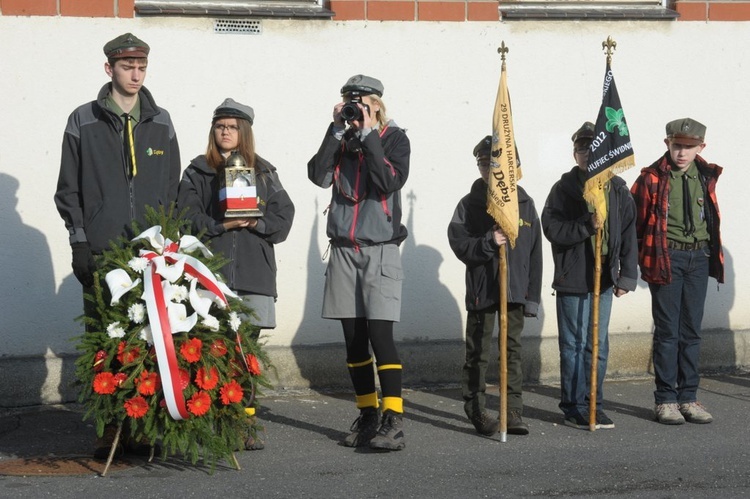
[541,122,637,430]
[448,136,543,436]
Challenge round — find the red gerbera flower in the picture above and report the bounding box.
[93,372,116,395]
[113,373,128,387]
[187,391,212,416]
[180,338,203,363]
[245,354,261,376]
[179,368,191,390]
[209,339,228,357]
[124,396,149,419]
[117,341,141,365]
[135,370,161,396]
[93,350,107,372]
[195,366,219,390]
[219,380,244,405]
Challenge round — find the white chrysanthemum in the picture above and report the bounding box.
[106,321,126,339]
[128,257,149,273]
[228,311,242,332]
[172,285,189,303]
[202,315,221,331]
[128,303,146,324]
[139,325,153,344]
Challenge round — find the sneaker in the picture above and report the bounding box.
[564,411,594,430]
[654,403,686,425]
[679,402,713,424]
[507,410,529,435]
[369,410,405,451]
[596,410,615,429]
[343,407,380,447]
[469,411,499,436]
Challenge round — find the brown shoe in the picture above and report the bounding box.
[507,410,529,435]
[469,411,499,436]
[244,417,266,450]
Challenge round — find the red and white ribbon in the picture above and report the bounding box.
[136,228,234,420]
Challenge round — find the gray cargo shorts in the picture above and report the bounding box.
[322,244,403,321]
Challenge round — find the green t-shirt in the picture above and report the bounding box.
[667,162,710,243]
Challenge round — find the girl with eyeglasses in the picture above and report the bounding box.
[177,99,295,449]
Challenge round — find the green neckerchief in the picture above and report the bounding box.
[576,169,610,257]
[667,162,710,243]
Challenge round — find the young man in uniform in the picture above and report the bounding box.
[54,32,181,457]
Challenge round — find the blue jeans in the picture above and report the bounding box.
[649,247,709,405]
[557,289,613,417]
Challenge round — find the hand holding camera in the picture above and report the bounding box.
[334,93,375,130]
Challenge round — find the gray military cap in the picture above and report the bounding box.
[213,98,255,125]
[341,74,384,97]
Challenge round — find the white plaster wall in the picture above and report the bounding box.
[0,17,746,360]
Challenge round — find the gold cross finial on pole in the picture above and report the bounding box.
[602,36,616,65]
[498,41,509,69]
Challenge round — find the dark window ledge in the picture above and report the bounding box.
[135,1,334,18]
[499,5,679,20]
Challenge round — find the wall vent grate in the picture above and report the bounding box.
[214,19,262,35]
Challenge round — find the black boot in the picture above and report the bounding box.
[343,407,380,447]
[369,410,405,451]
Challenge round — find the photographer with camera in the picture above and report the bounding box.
[308,75,410,451]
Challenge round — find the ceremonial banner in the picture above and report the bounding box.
[487,61,523,248]
[584,62,635,219]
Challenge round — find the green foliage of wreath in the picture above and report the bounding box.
[73,206,273,469]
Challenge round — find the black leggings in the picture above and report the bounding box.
[341,318,401,401]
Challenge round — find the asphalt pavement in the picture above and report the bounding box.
[1,373,749,498]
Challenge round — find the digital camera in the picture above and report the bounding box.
[341,94,370,123]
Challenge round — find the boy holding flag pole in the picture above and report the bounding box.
[542,37,638,431]
[449,42,542,442]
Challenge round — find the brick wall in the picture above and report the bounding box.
[1,0,749,22]
[0,0,135,17]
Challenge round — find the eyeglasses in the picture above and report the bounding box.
[214,124,240,133]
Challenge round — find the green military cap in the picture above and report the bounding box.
[666,117,706,146]
[103,33,150,59]
[572,121,595,143]
[473,135,492,158]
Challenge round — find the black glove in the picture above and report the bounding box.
[71,242,96,287]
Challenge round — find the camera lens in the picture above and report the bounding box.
[341,102,361,122]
